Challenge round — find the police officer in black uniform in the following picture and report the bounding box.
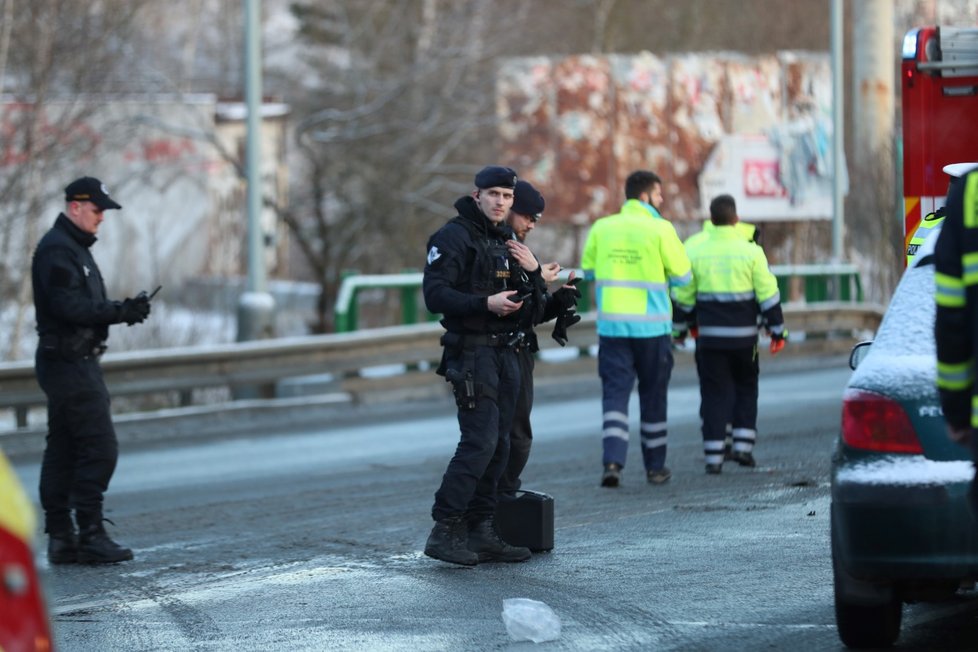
[32,176,153,564]
[497,180,580,498]
[422,166,546,566]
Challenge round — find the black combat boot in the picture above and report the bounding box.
[47,530,78,565]
[77,520,134,564]
[731,451,757,467]
[467,516,531,563]
[425,516,478,566]
[601,463,622,488]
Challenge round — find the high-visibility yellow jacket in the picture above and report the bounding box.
[674,225,784,349]
[935,169,978,428]
[684,220,757,249]
[0,449,36,545]
[581,200,691,337]
[907,208,945,266]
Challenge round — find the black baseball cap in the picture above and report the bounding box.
[64,177,122,210]
[512,180,545,221]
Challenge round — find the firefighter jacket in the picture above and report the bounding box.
[673,225,785,350]
[935,168,978,430]
[581,199,691,338]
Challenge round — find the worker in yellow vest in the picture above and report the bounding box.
[581,170,691,487]
[674,194,786,474]
[682,214,761,460]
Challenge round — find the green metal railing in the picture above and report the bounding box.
[333,264,863,333]
[770,263,863,303]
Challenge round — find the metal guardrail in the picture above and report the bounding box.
[770,263,863,303]
[333,265,864,332]
[0,303,883,431]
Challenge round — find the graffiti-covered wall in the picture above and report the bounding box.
[497,50,839,225]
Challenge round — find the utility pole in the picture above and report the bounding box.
[236,0,275,345]
[831,0,845,262]
[852,0,894,170]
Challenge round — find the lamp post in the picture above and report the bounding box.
[236,0,275,344]
[830,0,845,263]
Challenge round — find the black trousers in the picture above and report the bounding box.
[695,345,759,467]
[498,346,535,496]
[35,350,118,534]
[432,344,520,522]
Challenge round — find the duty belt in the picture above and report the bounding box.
[462,330,527,349]
[39,334,107,360]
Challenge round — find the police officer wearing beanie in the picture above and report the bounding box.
[32,177,154,564]
[422,166,540,565]
[497,180,580,498]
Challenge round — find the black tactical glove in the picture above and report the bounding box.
[551,309,581,346]
[550,278,581,312]
[119,295,151,325]
[551,284,582,311]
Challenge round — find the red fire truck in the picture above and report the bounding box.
[902,25,978,259]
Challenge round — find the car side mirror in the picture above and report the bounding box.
[849,341,873,370]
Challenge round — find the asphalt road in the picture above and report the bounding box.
[12,358,978,651]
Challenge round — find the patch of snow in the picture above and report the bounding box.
[538,347,580,363]
[849,261,937,400]
[359,364,407,378]
[836,455,974,486]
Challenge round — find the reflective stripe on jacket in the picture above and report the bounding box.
[674,225,784,349]
[907,209,945,266]
[581,200,691,337]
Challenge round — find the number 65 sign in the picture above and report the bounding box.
[743,160,787,198]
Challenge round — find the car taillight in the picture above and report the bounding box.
[841,388,923,453]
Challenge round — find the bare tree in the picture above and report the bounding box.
[0,0,161,360]
[846,144,903,303]
[278,0,531,331]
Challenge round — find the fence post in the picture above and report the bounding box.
[401,269,419,325]
[335,269,360,333]
[776,275,790,302]
[578,279,593,312]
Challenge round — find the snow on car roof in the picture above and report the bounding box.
[848,259,936,399]
[836,455,973,486]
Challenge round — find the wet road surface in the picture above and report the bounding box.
[13,362,978,650]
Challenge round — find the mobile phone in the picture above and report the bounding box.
[514,291,533,302]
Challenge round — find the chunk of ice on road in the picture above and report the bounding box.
[502,598,561,643]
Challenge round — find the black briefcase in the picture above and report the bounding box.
[495,489,554,552]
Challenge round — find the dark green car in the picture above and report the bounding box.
[831,228,978,648]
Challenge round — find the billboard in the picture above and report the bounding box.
[498,50,839,224]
